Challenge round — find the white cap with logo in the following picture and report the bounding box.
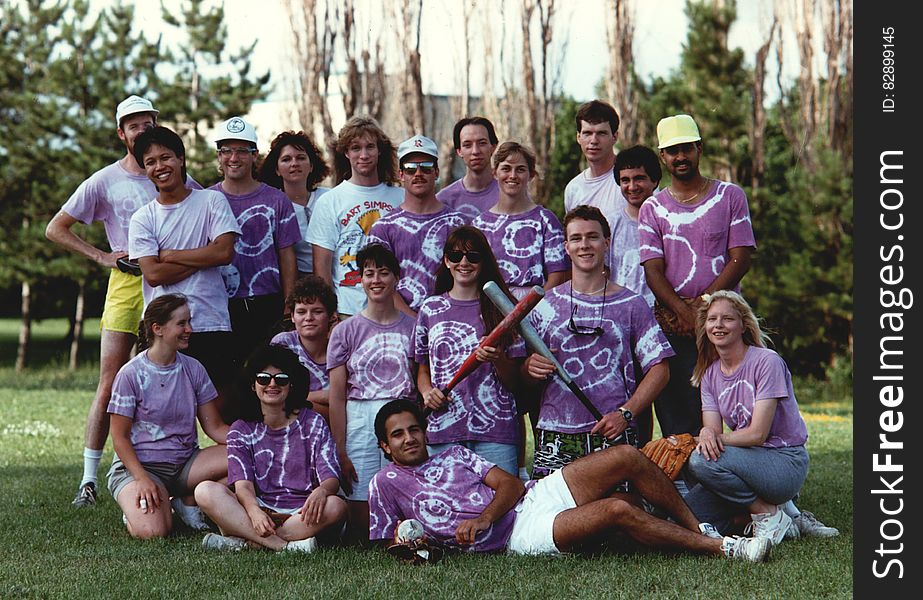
[397,135,439,163]
[213,116,259,146]
[115,95,159,128]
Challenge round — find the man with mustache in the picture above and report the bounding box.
[638,115,756,477]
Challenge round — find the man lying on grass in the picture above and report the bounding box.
[368,399,770,561]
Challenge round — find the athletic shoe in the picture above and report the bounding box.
[202,533,247,551]
[722,535,771,562]
[784,520,801,541]
[283,537,318,553]
[171,497,211,531]
[746,508,792,546]
[72,482,98,508]
[699,522,723,539]
[794,511,839,538]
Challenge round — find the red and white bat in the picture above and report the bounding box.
[424,285,545,416]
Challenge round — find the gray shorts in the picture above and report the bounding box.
[106,449,201,502]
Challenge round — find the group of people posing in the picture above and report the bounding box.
[45,94,838,562]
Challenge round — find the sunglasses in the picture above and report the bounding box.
[218,147,257,157]
[567,313,604,337]
[445,249,483,264]
[255,372,290,386]
[401,161,436,175]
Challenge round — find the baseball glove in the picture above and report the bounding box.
[640,433,697,480]
[386,524,445,565]
[653,296,704,337]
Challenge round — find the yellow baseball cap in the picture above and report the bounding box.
[657,114,701,149]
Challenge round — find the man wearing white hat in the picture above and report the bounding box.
[367,134,466,317]
[46,95,202,508]
[208,117,300,381]
[638,114,756,444]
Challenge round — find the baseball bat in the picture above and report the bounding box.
[482,281,604,422]
[423,285,545,417]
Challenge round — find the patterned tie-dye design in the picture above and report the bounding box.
[369,445,528,551]
[608,211,655,307]
[414,295,525,444]
[227,409,341,511]
[527,285,674,433]
[326,312,416,401]
[367,207,467,311]
[638,182,756,298]
[61,161,202,252]
[269,331,329,392]
[700,346,808,448]
[472,205,569,296]
[436,178,499,223]
[106,351,217,464]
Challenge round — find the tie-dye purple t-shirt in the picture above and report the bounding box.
[638,181,756,298]
[369,445,529,551]
[700,346,808,448]
[209,182,301,299]
[107,351,217,464]
[269,330,328,392]
[414,294,525,445]
[528,284,674,433]
[327,313,416,401]
[437,178,499,223]
[472,205,570,296]
[227,408,341,511]
[367,206,467,311]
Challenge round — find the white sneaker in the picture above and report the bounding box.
[794,511,839,537]
[721,535,771,562]
[746,508,793,546]
[171,497,210,531]
[698,522,723,539]
[283,537,318,553]
[202,533,247,551]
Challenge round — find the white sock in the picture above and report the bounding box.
[82,448,103,486]
[518,467,530,481]
[781,500,800,518]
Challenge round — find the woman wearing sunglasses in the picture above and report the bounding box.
[194,345,346,552]
[415,226,525,475]
[106,293,229,539]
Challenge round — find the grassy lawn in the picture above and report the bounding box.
[0,320,853,599]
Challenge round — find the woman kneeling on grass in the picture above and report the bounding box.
[195,345,346,552]
[107,293,229,539]
[684,291,838,546]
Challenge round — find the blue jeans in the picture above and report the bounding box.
[684,445,809,534]
[428,441,518,476]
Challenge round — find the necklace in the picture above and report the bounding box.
[571,281,607,295]
[668,177,710,204]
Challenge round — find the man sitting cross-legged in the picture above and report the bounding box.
[367,399,770,561]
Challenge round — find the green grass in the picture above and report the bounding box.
[0,321,853,599]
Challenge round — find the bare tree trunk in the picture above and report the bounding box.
[69,280,86,371]
[750,16,777,193]
[605,0,638,144]
[397,0,425,133]
[16,280,31,372]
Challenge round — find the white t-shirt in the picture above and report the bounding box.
[292,187,329,274]
[305,180,403,315]
[128,189,242,332]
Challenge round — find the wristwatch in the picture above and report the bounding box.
[617,407,633,422]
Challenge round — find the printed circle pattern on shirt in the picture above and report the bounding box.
[637,182,756,298]
[367,207,467,311]
[528,284,674,433]
[269,330,329,392]
[227,409,341,511]
[326,312,416,401]
[472,205,569,294]
[414,295,525,444]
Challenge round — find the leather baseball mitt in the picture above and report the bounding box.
[640,433,697,480]
[386,521,445,565]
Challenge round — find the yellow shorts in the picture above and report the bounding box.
[99,268,143,335]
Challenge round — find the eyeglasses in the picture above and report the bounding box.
[255,372,290,386]
[566,282,606,336]
[218,147,257,157]
[445,249,483,264]
[401,161,436,175]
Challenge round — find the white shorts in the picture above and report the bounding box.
[344,399,393,501]
[507,468,576,555]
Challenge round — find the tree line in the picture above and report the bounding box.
[0,0,852,382]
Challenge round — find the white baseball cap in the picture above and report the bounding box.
[115,95,159,128]
[397,135,439,163]
[213,116,258,146]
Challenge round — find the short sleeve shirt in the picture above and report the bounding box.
[609,208,654,307]
[107,351,217,464]
[701,346,808,448]
[227,409,341,510]
[638,182,756,298]
[269,330,329,392]
[290,187,330,273]
[437,178,499,222]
